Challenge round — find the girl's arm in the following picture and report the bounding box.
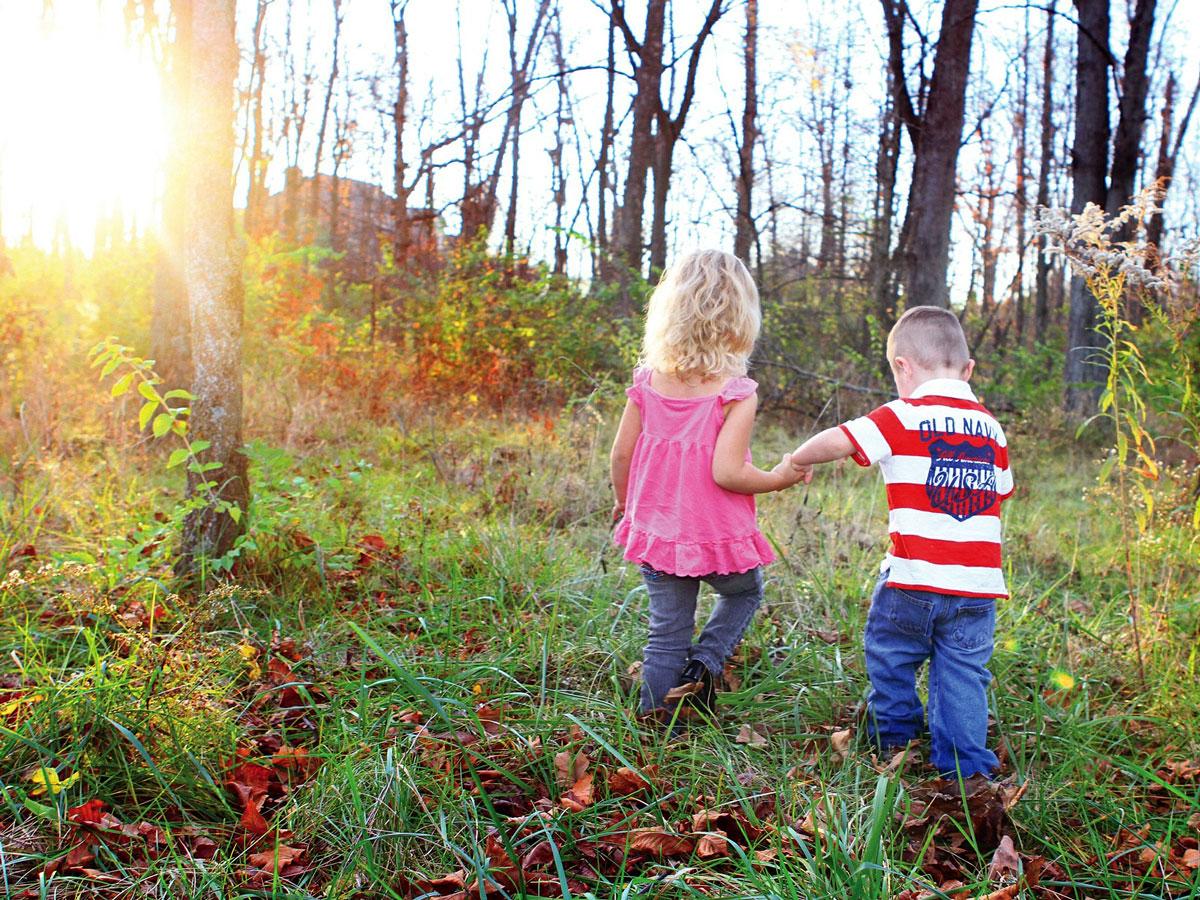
[712,394,809,494]
[789,426,856,467]
[610,399,642,520]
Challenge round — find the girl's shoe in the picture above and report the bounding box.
[668,659,718,718]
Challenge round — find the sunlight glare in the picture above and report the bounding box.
[0,3,167,252]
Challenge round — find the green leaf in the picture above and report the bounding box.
[110,372,134,397]
[152,413,173,438]
[228,505,242,524]
[137,380,160,402]
[163,389,194,401]
[138,401,157,431]
[189,439,211,453]
[166,448,190,469]
[101,357,121,378]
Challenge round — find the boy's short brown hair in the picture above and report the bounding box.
[886,306,971,372]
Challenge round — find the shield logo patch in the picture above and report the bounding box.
[925,439,997,522]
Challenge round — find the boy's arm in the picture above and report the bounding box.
[789,425,857,468]
[609,399,641,520]
[712,394,810,494]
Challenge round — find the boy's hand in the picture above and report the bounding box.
[772,453,812,489]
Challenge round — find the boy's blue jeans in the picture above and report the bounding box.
[864,572,1000,778]
[638,565,763,712]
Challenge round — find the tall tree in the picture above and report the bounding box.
[1064,0,1157,417]
[595,6,617,278]
[181,0,248,567]
[609,0,665,292]
[1146,69,1200,255]
[309,0,343,232]
[733,0,758,265]
[889,0,980,309]
[242,0,271,239]
[646,0,724,275]
[1034,0,1057,343]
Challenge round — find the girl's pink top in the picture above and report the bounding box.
[614,366,775,577]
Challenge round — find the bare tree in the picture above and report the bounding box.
[549,9,569,275]
[733,0,758,265]
[242,0,271,239]
[309,0,343,233]
[181,0,248,567]
[1146,68,1200,254]
[1034,0,1056,343]
[1065,0,1157,417]
[887,0,980,309]
[595,6,617,278]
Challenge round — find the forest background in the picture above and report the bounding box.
[1,0,1200,897]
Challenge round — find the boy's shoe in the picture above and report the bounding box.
[665,659,718,718]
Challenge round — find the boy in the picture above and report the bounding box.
[788,306,1012,778]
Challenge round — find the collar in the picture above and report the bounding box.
[908,378,978,401]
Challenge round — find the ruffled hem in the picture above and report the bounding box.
[614,520,775,577]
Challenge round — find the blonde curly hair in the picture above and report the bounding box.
[641,249,760,380]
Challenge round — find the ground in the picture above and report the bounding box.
[1,404,1198,898]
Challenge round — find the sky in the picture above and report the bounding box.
[1,0,1198,302]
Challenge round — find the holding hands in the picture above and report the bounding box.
[772,452,813,489]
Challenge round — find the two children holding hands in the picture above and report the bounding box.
[611,250,1013,779]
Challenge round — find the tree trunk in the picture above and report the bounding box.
[1034,0,1055,343]
[1146,70,1200,255]
[595,8,616,279]
[310,0,343,236]
[1014,3,1030,345]
[181,0,248,569]
[643,0,724,279]
[1063,0,1111,419]
[896,0,979,309]
[152,0,193,396]
[392,0,412,268]
[550,11,568,276]
[611,0,666,289]
[733,0,757,265]
[243,0,270,239]
[870,15,904,337]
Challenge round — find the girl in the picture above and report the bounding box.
[610,249,811,719]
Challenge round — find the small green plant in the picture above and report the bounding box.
[88,339,243,571]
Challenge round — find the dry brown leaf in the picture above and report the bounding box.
[608,766,651,796]
[553,750,589,789]
[560,772,594,811]
[736,724,768,748]
[1182,847,1200,869]
[695,832,729,859]
[629,828,695,857]
[247,844,305,874]
[988,834,1020,881]
[664,680,703,702]
[830,728,852,761]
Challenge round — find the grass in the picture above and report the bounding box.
[1,402,1199,899]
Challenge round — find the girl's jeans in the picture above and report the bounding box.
[638,565,763,712]
[864,572,1000,777]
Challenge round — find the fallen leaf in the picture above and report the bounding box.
[736,724,768,748]
[988,834,1020,881]
[608,766,651,796]
[560,772,594,811]
[664,680,703,702]
[830,728,852,761]
[248,843,306,873]
[67,798,107,826]
[1182,847,1200,870]
[29,766,79,796]
[629,828,695,857]
[695,832,729,859]
[553,750,589,789]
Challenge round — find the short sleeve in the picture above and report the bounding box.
[625,366,651,408]
[995,429,1014,500]
[719,376,758,404]
[840,403,903,467]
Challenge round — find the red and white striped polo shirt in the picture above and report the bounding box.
[840,378,1013,599]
